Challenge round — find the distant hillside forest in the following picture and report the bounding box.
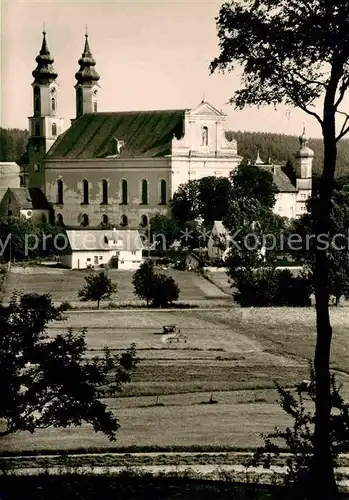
[0,128,28,163]
[227,130,349,177]
[1,126,349,176]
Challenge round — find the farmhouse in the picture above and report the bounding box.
[62,229,143,270]
[0,187,51,223]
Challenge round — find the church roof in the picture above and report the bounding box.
[45,110,185,160]
[259,165,298,193]
[8,187,51,210]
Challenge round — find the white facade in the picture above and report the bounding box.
[170,101,242,194]
[274,192,296,219]
[62,249,117,269]
[62,229,143,270]
[118,248,143,270]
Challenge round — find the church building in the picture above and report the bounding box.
[18,31,242,229]
[15,30,313,229]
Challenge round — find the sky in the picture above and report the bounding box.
[0,0,331,138]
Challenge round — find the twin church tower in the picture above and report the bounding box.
[23,30,100,187]
[18,29,311,226]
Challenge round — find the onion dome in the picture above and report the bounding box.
[75,34,100,85]
[32,31,58,84]
[296,126,314,158]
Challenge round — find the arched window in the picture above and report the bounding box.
[202,126,208,146]
[82,179,89,204]
[160,179,167,205]
[120,214,128,227]
[57,179,63,205]
[34,87,40,114]
[56,213,64,226]
[101,214,109,226]
[94,101,97,112]
[141,179,148,204]
[52,122,57,136]
[121,179,128,204]
[19,176,24,187]
[140,214,148,227]
[81,214,89,227]
[34,163,40,172]
[102,179,108,205]
[51,97,56,112]
[35,122,40,137]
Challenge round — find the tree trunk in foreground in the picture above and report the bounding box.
[309,108,338,500]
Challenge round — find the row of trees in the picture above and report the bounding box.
[0,128,28,162]
[0,217,69,261]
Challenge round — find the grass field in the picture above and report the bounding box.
[3,267,349,454]
[2,266,231,306]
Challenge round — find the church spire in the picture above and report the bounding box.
[74,31,100,119]
[32,30,58,84]
[75,32,100,85]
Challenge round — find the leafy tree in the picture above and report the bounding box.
[132,260,155,307]
[149,214,180,251]
[132,260,180,308]
[229,163,277,211]
[211,2,349,495]
[234,267,312,307]
[223,163,285,276]
[171,177,233,229]
[78,271,117,309]
[0,293,138,439]
[197,176,232,226]
[0,216,41,261]
[179,219,205,251]
[151,274,180,308]
[0,128,28,162]
[170,180,200,226]
[294,188,349,306]
[0,217,68,262]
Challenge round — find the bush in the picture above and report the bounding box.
[234,268,312,307]
[133,260,180,307]
[151,273,180,307]
[252,367,349,498]
[60,301,73,311]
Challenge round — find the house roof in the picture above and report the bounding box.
[65,230,144,252]
[45,110,185,160]
[213,221,229,236]
[259,165,298,193]
[8,187,51,210]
